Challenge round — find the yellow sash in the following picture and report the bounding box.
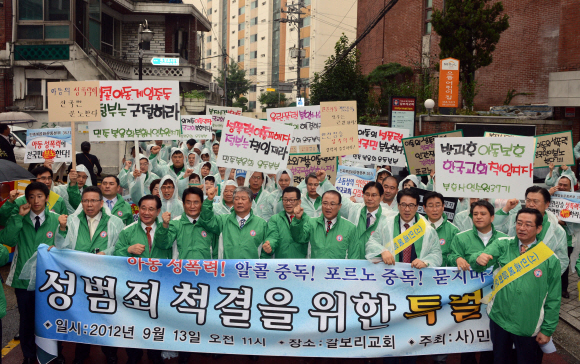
[481,241,554,304]
[393,218,427,256]
[47,191,60,211]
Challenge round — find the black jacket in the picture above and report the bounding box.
[67,152,102,185]
[0,135,16,163]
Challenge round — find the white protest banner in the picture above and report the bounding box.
[24,128,72,163]
[435,137,535,199]
[547,191,580,223]
[181,115,213,140]
[335,165,376,200]
[89,81,180,141]
[207,106,242,131]
[343,125,409,167]
[218,115,294,173]
[267,105,321,148]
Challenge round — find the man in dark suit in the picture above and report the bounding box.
[0,124,16,163]
[67,141,102,185]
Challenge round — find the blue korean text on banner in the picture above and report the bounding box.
[335,165,377,200]
[35,245,494,358]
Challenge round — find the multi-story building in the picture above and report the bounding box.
[195,0,357,111]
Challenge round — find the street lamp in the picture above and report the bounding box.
[424,99,435,116]
[138,20,154,80]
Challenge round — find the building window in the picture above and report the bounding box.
[238,6,245,15]
[207,35,212,42]
[302,16,310,26]
[425,0,432,34]
[250,34,257,43]
[238,54,244,62]
[303,0,310,5]
[238,38,245,46]
[301,58,309,67]
[206,63,211,69]
[250,85,256,92]
[250,68,257,75]
[207,49,212,56]
[208,8,212,14]
[251,1,258,9]
[250,17,258,26]
[300,37,310,47]
[18,0,71,40]
[238,23,245,31]
[250,51,257,59]
[249,101,256,110]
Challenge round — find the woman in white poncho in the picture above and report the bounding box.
[195,148,218,175]
[53,164,92,214]
[398,174,426,190]
[266,169,294,215]
[210,141,220,162]
[159,175,184,217]
[128,154,160,205]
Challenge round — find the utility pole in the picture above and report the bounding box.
[223,47,228,106]
[280,1,306,104]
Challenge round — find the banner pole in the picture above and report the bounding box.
[71,121,76,170]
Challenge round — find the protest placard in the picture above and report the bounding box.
[88,81,180,141]
[320,101,359,157]
[181,115,213,140]
[48,81,100,122]
[24,128,72,163]
[268,106,320,150]
[343,125,409,167]
[534,131,574,168]
[547,191,580,223]
[434,137,536,199]
[483,131,522,137]
[287,153,338,185]
[411,187,458,222]
[36,246,494,358]
[403,130,463,176]
[335,165,376,200]
[218,115,293,174]
[207,106,243,131]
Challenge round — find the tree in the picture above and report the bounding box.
[367,63,414,115]
[431,0,509,109]
[310,34,369,119]
[215,60,252,106]
[258,92,287,111]
[232,96,248,111]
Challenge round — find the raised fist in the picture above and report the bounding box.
[206,186,217,200]
[263,241,272,254]
[183,169,194,179]
[8,190,21,203]
[69,170,78,185]
[133,169,142,179]
[294,204,304,220]
[316,170,326,182]
[476,253,493,267]
[162,211,171,228]
[125,160,132,170]
[150,146,161,155]
[58,215,68,231]
[504,198,519,212]
[19,203,31,216]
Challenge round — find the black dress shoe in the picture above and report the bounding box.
[563,291,570,299]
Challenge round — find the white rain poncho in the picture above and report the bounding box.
[214,180,238,216]
[545,167,577,187]
[454,210,473,232]
[365,214,442,267]
[398,175,426,190]
[555,175,580,273]
[159,175,184,217]
[204,133,216,151]
[296,176,336,218]
[210,141,219,163]
[265,174,278,193]
[150,148,189,196]
[266,169,294,215]
[53,164,93,214]
[340,196,398,226]
[375,168,392,182]
[243,171,274,221]
[186,150,200,169]
[455,198,471,215]
[214,167,232,186]
[195,148,218,175]
[128,154,161,205]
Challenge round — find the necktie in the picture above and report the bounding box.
[239,218,246,229]
[34,216,41,232]
[192,219,197,225]
[145,227,152,252]
[366,212,372,228]
[402,223,412,263]
[289,215,294,223]
[520,244,528,255]
[88,218,97,239]
[431,223,436,230]
[326,220,332,234]
[107,200,113,210]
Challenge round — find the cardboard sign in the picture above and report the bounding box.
[343,125,409,167]
[438,58,460,108]
[181,115,213,140]
[412,187,458,223]
[320,101,359,157]
[286,153,338,186]
[534,131,575,168]
[335,165,376,200]
[207,106,243,131]
[218,115,294,174]
[24,128,72,163]
[390,97,416,137]
[268,105,321,151]
[48,81,101,122]
[547,191,580,224]
[403,130,463,176]
[89,81,180,141]
[434,137,536,199]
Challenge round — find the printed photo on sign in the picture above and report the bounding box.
[25,127,73,163]
[335,165,376,202]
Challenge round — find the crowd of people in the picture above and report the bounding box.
[0,134,578,364]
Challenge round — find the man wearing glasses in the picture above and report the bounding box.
[423,191,461,267]
[493,186,569,275]
[262,186,308,258]
[366,189,442,268]
[472,208,561,364]
[289,190,360,259]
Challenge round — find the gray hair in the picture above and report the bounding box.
[233,186,253,200]
[305,172,318,184]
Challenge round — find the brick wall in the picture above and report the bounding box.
[164,15,199,65]
[357,0,573,111]
[0,0,12,52]
[0,71,13,112]
[122,22,166,63]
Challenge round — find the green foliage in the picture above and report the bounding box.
[258,92,287,111]
[215,60,252,106]
[503,89,534,105]
[367,63,414,116]
[310,34,369,119]
[431,0,509,109]
[232,96,248,111]
[181,90,205,99]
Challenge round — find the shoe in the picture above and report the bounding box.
[563,291,570,299]
[14,333,20,341]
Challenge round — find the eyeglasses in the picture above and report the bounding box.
[82,199,102,205]
[399,203,417,210]
[525,198,542,205]
[161,185,175,191]
[185,201,201,206]
[282,198,298,203]
[250,176,263,181]
[37,177,52,182]
[322,202,340,207]
[140,207,158,213]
